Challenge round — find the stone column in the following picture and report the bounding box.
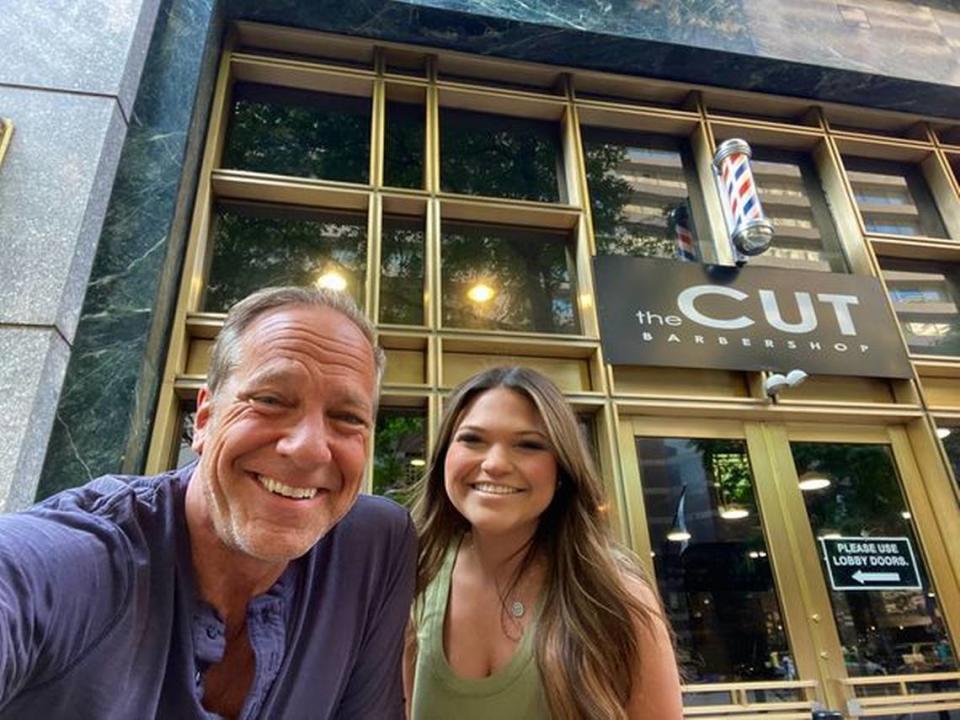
[0,0,161,511]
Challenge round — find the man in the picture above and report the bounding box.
[0,287,415,719]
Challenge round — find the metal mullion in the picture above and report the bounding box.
[145,31,237,474]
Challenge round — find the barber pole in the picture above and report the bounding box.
[668,203,697,262]
[712,138,774,260]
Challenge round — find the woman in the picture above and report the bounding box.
[405,366,683,719]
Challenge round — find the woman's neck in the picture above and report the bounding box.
[463,524,539,583]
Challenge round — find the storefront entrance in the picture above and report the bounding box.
[618,417,960,718]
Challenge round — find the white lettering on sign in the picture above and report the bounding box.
[672,285,862,336]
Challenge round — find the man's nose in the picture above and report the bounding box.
[275,413,333,467]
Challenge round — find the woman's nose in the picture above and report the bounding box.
[480,444,511,475]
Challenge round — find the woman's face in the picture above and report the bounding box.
[444,387,559,538]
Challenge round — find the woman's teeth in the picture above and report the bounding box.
[472,482,521,495]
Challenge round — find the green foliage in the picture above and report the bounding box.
[380,219,425,325]
[373,412,426,506]
[440,108,562,202]
[384,101,425,189]
[222,83,370,183]
[583,138,685,258]
[442,223,577,334]
[204,207,366,312]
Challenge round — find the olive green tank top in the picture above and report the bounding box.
[410,543,548,720]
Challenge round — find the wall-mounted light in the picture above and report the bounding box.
[467,283,495,303]
[719,503,749,520]
[937,427,952,440]
[315,269,347,291]
[409,458,426,467]
[798,471,832,492]
[667,527,692,543]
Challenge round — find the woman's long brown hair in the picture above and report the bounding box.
[410,366,663,719]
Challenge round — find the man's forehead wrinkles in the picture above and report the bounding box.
[252,320,373,362]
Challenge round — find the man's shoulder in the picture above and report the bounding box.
[29,466,187,525]
[323,494,415,560]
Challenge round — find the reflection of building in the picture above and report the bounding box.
[4,2,960,717]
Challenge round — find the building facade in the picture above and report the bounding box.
[3,1,960,716]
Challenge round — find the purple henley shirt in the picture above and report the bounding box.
[0,463,415,719]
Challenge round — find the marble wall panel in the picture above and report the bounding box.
[36,0,221,499]
[0,87,126,343]
[0,0,162,118]
[0,328,69,512]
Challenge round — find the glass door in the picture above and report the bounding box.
[618,417,960,717]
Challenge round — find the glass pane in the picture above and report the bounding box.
[176,401,197,469]
[747,148,846,273]
[936,426,960,494]
[384,100,425,189]
[379,216,425,325]
[791,442,956,676]
[582,129,703,260]
[880,257,960,356]
[221,82,370,183]
[204,203,367,312]
[844,156,947,238]
[440,108,564,203]
[373,408,427,505]
[441,221,579,334]
[636,437,793,682]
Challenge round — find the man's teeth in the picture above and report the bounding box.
[473,482,521,495]
[257,475,318,499]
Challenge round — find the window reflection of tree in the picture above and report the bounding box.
[373,410,426,506]
[440,108,564,203]
[222,82,370,183]
[380,218,424,325]
[582,129,699,258]
[204,204,367,312]
[441,222,578,334]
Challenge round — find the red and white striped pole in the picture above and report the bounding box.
[712,138,774,263]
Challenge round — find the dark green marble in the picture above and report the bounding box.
[37,0,221,498]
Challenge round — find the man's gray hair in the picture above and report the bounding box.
[207,286,386,399]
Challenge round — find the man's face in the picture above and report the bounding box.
[192,304,377,562]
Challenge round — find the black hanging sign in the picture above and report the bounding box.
[593,256,913,378]
[819,537,922,591]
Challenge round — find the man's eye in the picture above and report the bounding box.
[252,395,283,407]
[333,412,367,427]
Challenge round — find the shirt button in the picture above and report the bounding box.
[206,626,218,639]
[195,671,202,684]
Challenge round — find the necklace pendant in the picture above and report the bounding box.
[510,600,525,619]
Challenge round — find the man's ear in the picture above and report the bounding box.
[192,385,214,454]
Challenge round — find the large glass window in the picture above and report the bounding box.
[792,442,955,676]
[636,437,793,682]
[936,425,960,496]
[748,147,846,272]
[844,156,947,238]
[373,408,427,505]
[879,257,960,357]
[441,221,579,334]
[384,99,425,189]
[582,129,704,260]
[379,216,425,325]
[221,82,370,183]
[440,108,564,203]
[204,203,367,312]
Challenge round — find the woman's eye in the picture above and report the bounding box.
[456,433,482,444]
[518,441,548,451]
